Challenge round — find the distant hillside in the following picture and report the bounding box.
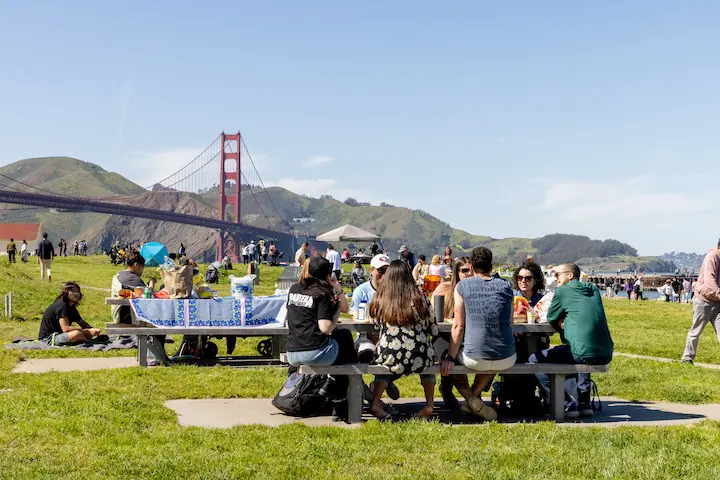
[576,255,676,274]
[0,157,647,265]
[662,251,704,273]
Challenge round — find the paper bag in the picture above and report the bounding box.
[160,266,194,299]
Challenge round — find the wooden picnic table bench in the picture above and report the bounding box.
[299,363,610,423]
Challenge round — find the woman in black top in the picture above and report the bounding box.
[285,257,357,421]
[286,257,354,366]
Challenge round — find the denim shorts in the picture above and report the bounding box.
[287,338,339,366]
[43,332,73,346]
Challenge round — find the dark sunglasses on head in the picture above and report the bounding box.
[460,268,472,274]
[518,275,534,282]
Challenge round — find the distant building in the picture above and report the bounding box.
[0,223,42,255]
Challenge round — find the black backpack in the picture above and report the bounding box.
[272,371,333,417]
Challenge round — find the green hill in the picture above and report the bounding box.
[0,157,654,266]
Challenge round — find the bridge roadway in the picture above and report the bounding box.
[0,190,287,238]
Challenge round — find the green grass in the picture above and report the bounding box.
[2,257,720,478]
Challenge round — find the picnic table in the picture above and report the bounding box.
[105,296,555,367]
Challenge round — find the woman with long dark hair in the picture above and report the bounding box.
[38,282,104,345]
[285,257,357,421]
[430,256,473,409]
[368,260,439,420]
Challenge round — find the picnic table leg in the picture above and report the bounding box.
[550,374,565,422]
[273,335,286,360]
[347,375,363,424]
[138,335,148,367]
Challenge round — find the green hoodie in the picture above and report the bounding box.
[547,280,614,359]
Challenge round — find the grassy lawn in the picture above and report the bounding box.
[1,257,720,478]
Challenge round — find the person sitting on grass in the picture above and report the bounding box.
[367,260,439,421]
[528,262,613,418]
[440,247,516,422]
[38,282,105,346]
[351,261,366,286]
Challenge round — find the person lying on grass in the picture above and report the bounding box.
[367,260,439,421]
[38,282,106,346]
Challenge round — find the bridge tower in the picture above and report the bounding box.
[218,132,242,262]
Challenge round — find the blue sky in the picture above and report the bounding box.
[2,1,719,255]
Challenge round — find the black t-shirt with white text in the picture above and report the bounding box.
[38,299,83,340]
[286,283,339,352]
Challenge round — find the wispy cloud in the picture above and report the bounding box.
[528,174,720,254]
[126,147,212,188]
[302,155,333,169]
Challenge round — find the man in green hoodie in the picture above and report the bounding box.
[529,262,613,417]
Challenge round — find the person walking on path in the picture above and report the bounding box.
[73,241,79,256]
[38,233,54,282]
[6,238,16,264]
[681,240,720,365]
[20,240,28,263]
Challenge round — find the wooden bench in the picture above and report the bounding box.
[299,363,609,423]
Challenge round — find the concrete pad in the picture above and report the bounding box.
[12,357,138,373]
[164,396,720,429]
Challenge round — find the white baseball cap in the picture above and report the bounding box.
[370,254,391,270]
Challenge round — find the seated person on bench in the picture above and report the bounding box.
[440,247,516,422]
[111,254,153,324]
[286,257,357,421]
[38,282,103,346]
[529,262,613,418]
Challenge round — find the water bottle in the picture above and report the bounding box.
[358,302,367,322]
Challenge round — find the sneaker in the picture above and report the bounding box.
[565,401,579,419]
[681,359,694,365]
[578,401,593,417]
[386,381,400,401]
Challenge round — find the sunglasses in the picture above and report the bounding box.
[460,268,472,274]
[517,275,534,282]
[377,267,388,275]
[554,271,569,278]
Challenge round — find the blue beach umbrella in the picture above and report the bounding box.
[140,242,169,267]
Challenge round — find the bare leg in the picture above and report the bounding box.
[471,374,496,398]
[417,380,436,418]
[67,330,91,343]
[370,380,389,418]
[450,374,474,401]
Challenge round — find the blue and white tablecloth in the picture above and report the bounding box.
[130,295,287,328]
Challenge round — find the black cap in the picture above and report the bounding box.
[308,257,332,280]
[418,254,426,261]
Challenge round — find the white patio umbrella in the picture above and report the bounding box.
[315,224,379,242]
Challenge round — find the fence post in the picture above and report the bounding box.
[8,291,11,318]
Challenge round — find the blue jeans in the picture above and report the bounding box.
[287,339,339,366]
[528,344,612,403]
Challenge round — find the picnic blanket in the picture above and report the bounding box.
[5,335,138,351]
[130,295,287,328]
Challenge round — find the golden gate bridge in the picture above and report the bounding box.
[0,132,293,261]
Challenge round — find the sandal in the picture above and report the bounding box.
[375,413,394,423]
